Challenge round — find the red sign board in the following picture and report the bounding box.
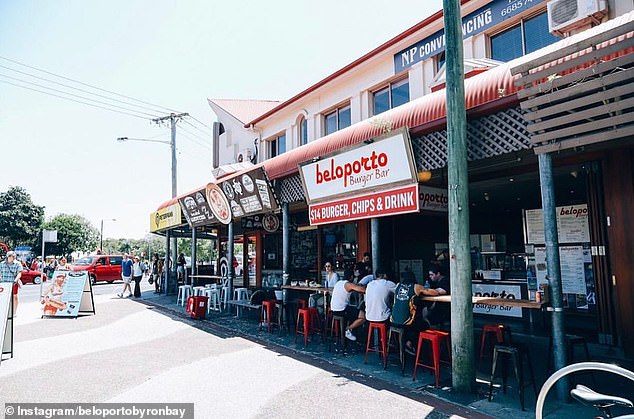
[308,184,419,226]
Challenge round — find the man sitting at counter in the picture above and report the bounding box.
[330,274,366,341]
[365,268,397,324]
[421,263,450,326]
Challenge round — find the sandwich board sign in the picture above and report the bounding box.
[41,270,95,318]
[0,283,13,364]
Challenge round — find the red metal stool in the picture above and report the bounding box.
[413,330,451,387]
[364,321,388,368]
[295,307,322,346]
[479,323,512,368]
[260,300,278,333]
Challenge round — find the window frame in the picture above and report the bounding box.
[269,132,286,158]
[298,116,308,146]
[371,77,410,116]
[323,103,351,136]
[489,10,558,62]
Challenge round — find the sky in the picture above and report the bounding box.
[0,0,443,241]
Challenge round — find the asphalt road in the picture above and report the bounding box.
[1,282,463,418]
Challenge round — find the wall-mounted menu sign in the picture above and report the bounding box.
[524,204,590,244]
[179,188,217,227]
[217,167,278,220]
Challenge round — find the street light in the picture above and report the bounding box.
[100,218,116,253]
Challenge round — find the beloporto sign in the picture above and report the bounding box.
[394,0,546,73]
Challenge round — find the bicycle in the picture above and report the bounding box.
[536,362,634,419]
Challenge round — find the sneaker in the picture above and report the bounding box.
[117,293,123,298]
[345,329,357,341]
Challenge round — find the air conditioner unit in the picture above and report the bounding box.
[236,148,253,163]
[547,0,607,35]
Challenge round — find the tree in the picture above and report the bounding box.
[43,214,99,257]
[0,186,44,249]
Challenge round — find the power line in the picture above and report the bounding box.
[0,55,182,114]
[178,126,211,150]
[0,79,151,120]
[0,64,171,116]
[187,115,211,130]
[0,73,161,118]
[182,119,211,137]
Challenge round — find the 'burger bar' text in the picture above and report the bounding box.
[315,151,389,188]
[309,184,419,225]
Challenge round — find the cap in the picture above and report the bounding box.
[6,251,16,258]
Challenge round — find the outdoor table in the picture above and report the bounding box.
[226,299,261,317]
[282,285,333,331]
[189,274,224,287]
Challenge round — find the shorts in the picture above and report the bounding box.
[332,305,360,324]
[122,275,132,284]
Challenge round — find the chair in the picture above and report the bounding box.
[387,325,406,374]
[234,287,249,301]
[176,285,193,306]
[260,300,279,333]
[488,343,537,411]
[364,321,389,369]
[479,323,512,368]
[329,313,347,352]
[413,330,451,387]
[192,286,207,296]
[204,287,221,312]
[295,307,322,347]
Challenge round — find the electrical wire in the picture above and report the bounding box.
[182,119,211,137]
[0,65,169,116]
[0,79,152,120]
[0,73,161,118]
[178,127,211,150]
[178,124,211,144]
[187,115,211,130]
[0,55,182,114]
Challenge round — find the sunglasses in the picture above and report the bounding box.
[325,264,332,268]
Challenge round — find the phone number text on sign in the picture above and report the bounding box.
[309,184,419,225]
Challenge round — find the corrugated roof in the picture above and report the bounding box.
[208,98,281,125]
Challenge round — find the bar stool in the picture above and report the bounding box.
[547,334,591,370]
[387,325,406,374]
[204,287,221,312]
[220,286,230,308]
[488,343,537,411]
[413,330,451,387]
[176,285,193,306]
[192,286,207,296]
[479,323,512,367]
[329,313,347,352]
[260,300,279,333]
[364,321,388,368]
[234,287,249,301]
[295,307,322,347]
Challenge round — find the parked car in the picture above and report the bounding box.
[71,255,124,285]
[20,267,48,285]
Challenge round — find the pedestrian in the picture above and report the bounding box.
[117,253,134,298]
[151,253,161,293]
[177,252,186,284]
[56,256,71,271]
[0,251,23,316]
[131,256,145,298]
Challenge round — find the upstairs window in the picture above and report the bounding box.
[490,12,559,62]
[269,133,286,158]
[299,116,308,146]
[324,104,351,136]
[372,79,410,115]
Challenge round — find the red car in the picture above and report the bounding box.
[71,255,124,284]
[20,267,48,285]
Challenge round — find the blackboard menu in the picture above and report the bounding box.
[217,167,278,219]
[179,188,217,227]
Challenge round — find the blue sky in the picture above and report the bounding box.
[0,0,442,239]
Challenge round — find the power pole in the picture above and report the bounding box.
[152,112,188,294]
[152,112,188,198]
[444,0,475,393]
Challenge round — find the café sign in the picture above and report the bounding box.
[309,184,420,226]
[299,128,417,204]
[150,203,182,232]
[179,188,217,227]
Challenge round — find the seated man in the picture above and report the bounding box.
[391,275,428,355]
[422,263,450,326]
[364,268,397,324]
[330,275,366,341]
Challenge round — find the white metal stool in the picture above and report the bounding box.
[234,287,249,301]
[204,287,221,312]
[220,286,230,308]
[177,285,193,306]
[192,286,207,296]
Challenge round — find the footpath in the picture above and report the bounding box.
[140,290,634,419]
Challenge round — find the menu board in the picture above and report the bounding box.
[42,271,92,317]
[525,204,590,244]
[534,245,591,295]
[179,188,217,227]
[217,167,278,220]
[0,283,12,362]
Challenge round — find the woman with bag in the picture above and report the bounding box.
[132,256,145,298]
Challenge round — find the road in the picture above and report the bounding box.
[1,281,464,418]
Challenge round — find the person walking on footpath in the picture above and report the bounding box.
[150,253,161,293]
[117,253,134,298]
[131,256,145,298]
[177,252,186,284]
[0,251,23,315]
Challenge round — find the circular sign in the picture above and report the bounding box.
[206,183,232,225]
[222,182,234,200]
[242,174,255,193]
[262,213,280,233]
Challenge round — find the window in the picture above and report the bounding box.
[324,104,351,135]
[435,52,446,74]
[490,12,559,62]
[372,79,410,115]
[270,133,286,158]
[299,116,308,146]
[110,256,122,266]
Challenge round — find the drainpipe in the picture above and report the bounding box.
[371,218,380,274]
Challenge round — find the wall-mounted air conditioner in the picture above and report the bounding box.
[236,148,253,163]
[547,0,607,35]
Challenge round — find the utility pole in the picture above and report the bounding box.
[444,0,475,393]
[152,112,188,294]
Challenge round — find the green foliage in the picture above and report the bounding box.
[0,186,45,249]
[43,214,99,257]
[100,235,166,258]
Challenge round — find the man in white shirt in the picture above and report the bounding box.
[364,268,397,323]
